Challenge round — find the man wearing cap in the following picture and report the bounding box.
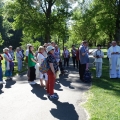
[107,41,120,78]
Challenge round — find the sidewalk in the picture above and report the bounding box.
[0,59,91,120]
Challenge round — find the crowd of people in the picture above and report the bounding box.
[0,46,21,84]
[0,40,119,99]
[79,40,120,79]
[0,42,80,99]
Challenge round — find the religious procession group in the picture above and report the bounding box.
[78,40,120,80]
[0,40,119,99]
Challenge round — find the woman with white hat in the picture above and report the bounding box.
[46,45,59,99]
[3,48,13,79]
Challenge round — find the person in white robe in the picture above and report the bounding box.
[107,41,120,78]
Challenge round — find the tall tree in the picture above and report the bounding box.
[4,0,75,43]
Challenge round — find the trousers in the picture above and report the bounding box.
[29,66,36,81]
[95,62,102,77]
[47,70,55,95]
[79,63,86,80]
[72,57,78,68]
[17,59,22,71]
[0,66,3,81]
[64,58,69,67]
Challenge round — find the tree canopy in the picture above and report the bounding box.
[0,0,120,50]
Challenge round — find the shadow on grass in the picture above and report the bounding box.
[91,58,120,96]
[50,100,79,120]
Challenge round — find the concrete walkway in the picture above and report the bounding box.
[0,60,92,120]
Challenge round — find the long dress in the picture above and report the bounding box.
[107,45,120,78]
[4,53,13,77]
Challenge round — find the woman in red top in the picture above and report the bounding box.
[0,54,5,84]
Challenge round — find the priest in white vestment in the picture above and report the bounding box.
[107,41,120,78]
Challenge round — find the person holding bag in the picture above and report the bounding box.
[46,46,59,99]
[37,46,48,87]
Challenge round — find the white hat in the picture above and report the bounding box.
[9,46,12,48]
[3,47,9,52]
[27,44,32,47]
[46,45,54,53]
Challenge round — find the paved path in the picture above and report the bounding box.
[0,61,91,120]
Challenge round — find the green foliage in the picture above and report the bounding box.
[70,0,119,46]
[20,34,41,51]
[84,56,120,120]
[4,0,74,43]
[0,33,4,45]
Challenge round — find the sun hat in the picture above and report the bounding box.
[27,44,32,47]
[46,45,54,53]
[9,46,12,48]
[3,48,9,52]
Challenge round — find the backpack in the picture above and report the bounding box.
[39,58,50,73]
[83,70,92,83]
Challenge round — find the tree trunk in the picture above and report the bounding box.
[114,0,120,42]
[44,0,53,43]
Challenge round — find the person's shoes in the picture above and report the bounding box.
[49,94,59,99]
[0,81,5,84]
[29,81,36,85]
[47,93,50,97]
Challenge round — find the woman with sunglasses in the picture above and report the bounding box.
[46,45,59,99]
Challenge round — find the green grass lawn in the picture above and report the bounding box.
[84,50,120,120]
